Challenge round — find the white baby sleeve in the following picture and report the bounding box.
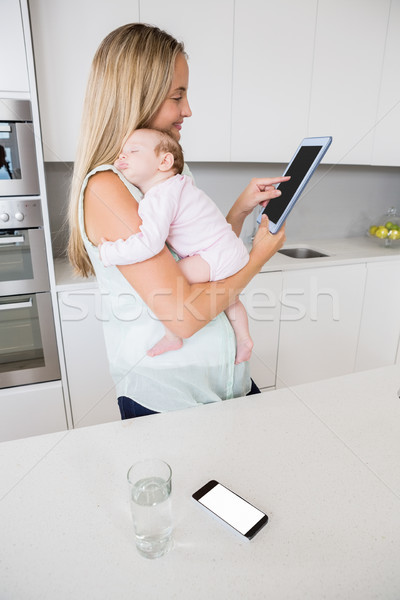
[99,187,177,266]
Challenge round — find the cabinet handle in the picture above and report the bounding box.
[0,298,33,311]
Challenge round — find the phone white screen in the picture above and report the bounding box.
[198,484,265,535]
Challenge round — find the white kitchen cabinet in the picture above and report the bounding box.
[28,0,400,166]
[138,0,234,161]
[0,381,67,442]
[372,0,400,166]
[277,263,366,388]
[355,260,400,371]
[29,0,139,161]
[58,289,120,427]
[231,0,317,163]
[0,0,29,92]
[308,0,390,166]
[29,0,232,162]
[241,271,283,389]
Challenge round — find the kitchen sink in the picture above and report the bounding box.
[278,247,329,259]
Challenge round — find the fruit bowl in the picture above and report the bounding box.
[367,207,400,247]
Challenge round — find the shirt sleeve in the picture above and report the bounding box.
[99,185,177,267]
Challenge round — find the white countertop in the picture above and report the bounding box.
[1,366,400,599]
[54,236,400,290]
[54,257,98,291]
[260,235,400,271]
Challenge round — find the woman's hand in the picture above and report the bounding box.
[226,176,290,236]
[249,214,286,270]
[236,176,291,215]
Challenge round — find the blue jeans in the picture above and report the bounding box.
[118,397,158,419]
[118,379,261,420]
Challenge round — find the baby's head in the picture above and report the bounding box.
[114,128,184,193]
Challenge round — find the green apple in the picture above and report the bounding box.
[385,221,395,230]
[375,226,389,239]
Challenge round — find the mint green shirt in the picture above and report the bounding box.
[79,164,251,412]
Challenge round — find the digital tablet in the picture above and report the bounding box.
[257,136,332,233]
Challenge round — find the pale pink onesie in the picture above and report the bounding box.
[100,174,249,280]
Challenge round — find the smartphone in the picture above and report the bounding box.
[258,136,332,233]
[192,480,268,540]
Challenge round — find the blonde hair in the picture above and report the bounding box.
[153,129,184,175]
[68,23,185,277]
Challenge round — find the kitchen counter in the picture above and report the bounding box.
[260,235,400,271]
[54,256,98,291]
[54,236,400,290]
[1,365,400,599]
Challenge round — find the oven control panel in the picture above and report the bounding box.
[0,198,43,228]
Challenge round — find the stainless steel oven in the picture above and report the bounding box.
[0,99,40,196]
[0,102,61,389]
[0,292,60,387]
[0,199,50,294]
[0,229,50,297]
[0,203,61,388]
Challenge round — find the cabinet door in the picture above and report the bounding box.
[0,0,29,92]
[58,289,120,427]
[355,261,400,371]
[372,0,400,166]
[241,271,282,389]
[29,0,139,161]
[139,0,234,161]
[277,264,366,388]
[0,381,66,442]
[231,0,317,163]
[309,0,390,165]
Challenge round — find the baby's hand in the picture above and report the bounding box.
[98,237,109,266]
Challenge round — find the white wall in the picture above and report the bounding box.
[45,161,400,258]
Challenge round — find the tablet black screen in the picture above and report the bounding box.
[264,145,322,223]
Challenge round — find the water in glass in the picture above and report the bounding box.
[130,476,172,559]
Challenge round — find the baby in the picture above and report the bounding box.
[99,128,253,364]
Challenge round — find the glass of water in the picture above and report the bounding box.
[127,459,173,559]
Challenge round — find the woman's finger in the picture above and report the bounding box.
[257,184,279,193]
[255,188,282,203]
[254,175,290,189]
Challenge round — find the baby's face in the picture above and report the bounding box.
[114,129,161,188]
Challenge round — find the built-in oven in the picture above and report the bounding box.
[1,225,49,295]
[0,198,50,293]
[0,99,40,196]
[0,202,61,388]
[0,100,61,389]
[0,292,60,387]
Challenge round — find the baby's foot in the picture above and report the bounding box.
[234,337,254,364]
[147,335,183,357]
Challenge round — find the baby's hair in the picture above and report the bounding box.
[153,129,184,174]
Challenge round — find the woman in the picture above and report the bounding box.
[68,23,287,419]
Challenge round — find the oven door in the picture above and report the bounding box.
[0,292,60,389]
[0,121,40,196]
[0,228,50,295]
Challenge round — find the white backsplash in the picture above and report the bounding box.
[44,161,400,258]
